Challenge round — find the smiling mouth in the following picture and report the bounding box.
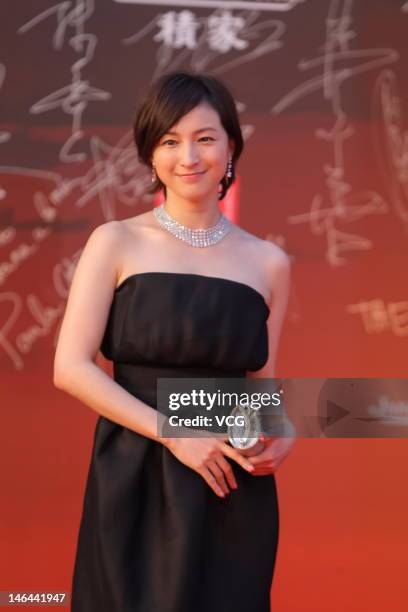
[177,171,205,176]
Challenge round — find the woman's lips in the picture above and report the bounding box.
[177,171,206,181]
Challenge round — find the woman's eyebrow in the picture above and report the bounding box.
[164,127,218,135]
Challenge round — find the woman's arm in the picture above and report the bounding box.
[53,221,167,443]
[246,243,296,473]
[248,243,291,381]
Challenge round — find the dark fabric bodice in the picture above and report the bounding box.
[100,272,270,374]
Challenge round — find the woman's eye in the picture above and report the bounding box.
[162,137,214,146]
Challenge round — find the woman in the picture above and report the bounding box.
[54,71,295,612]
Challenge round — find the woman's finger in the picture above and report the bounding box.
[214,456,237,490]
[249,458,274,469]
[207,460,230,494]
[218,442,254,473]
[253,460,277,470]
[248,451,270,465]
[199,466,226,497]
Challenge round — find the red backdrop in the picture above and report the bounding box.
[1,1,407,610]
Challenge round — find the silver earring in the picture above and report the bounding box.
[226,155,233,180]
[151,165,156,183]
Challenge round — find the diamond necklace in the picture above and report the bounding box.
[153,203,231,248]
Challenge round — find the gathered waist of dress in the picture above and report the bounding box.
[112,362,246,409]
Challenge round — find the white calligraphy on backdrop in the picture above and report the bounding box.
[19,0,111,162]
[272,0,400,266]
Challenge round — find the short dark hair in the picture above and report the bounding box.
[132,71,244,201]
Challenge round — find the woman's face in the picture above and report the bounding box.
[151,101,234,201]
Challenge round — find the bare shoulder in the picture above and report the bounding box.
[232,224,290,272]
[88,219,125,246]
[118,211,157,234]
[262,238,291,274]
[89,211,155,248]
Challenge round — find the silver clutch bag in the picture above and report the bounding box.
[227,402,265,457]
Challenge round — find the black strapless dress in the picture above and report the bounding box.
[71,272,279,612]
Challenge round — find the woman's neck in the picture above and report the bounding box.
[161,197,222,229]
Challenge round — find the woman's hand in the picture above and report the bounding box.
[163,431,255,498]
[247,434,296,475]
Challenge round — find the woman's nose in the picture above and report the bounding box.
[179,143,199,165]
